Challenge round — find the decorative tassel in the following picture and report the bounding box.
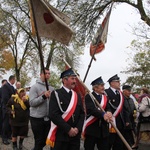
[46,138,55,148]
[109,126,116,133]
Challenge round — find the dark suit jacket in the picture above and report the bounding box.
[105,88,129,129]
[49,87,85,142]
[85,92,111,138]
[0,87,2,107]
[1,82,16,115]
[123,96,136,130]
[0,87,2,125]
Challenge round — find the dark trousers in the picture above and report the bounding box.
[0,106,2,135]
[123,129,134,149]
[109,129,124,150]
[51,138,80,150]
[84,135,109,150]
[2,110,11,140]
[30,117,50,150]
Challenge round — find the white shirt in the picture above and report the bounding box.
[110,87,118,94]
[63,86,72,93]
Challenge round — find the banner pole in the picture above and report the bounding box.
[30,0,49,90]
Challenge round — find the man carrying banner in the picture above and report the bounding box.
[105,74,129,150]
[29,68,54,150]
[47,68,85,150]
[83,76,112,150]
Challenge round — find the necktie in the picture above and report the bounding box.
[97,95,101,102]
[69,90,72,98]
[115,90,119,95]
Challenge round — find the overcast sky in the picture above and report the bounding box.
[78,3,141,90]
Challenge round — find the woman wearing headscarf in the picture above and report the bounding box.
[7,88,30,150]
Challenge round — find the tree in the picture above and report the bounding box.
[0,7,12,77]
[131,21,150,40]
[49,71,61,89]
[0,1,40,86]
[0,50,15,70]
[55,0,150,44]
[0,0,83,87]
[0,50,15,78]
[122,40,150,90]
[0,0,149,87]
[0,7,11,50]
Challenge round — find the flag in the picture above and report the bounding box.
[29,0,73,45]
[73,76,86,103]
[90,4,112,60]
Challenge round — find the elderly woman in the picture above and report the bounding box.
[132,87,150,149]
[7,88,30,150]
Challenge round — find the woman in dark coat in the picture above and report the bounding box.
[7,88,30,150]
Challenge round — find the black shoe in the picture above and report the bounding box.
[19,143,23,150]
[3,140,10,145]
[13,146,18,150]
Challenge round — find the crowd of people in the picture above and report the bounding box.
[0,68,150,150]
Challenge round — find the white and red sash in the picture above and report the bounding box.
[109,91,124,132]
[82,95,107,138]
[46,90,77,147]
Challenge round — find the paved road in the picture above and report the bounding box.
[0,124,150,150]
[138,143,150,150]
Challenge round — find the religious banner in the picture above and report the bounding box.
[90,6,112,60]
[29,0,73,45]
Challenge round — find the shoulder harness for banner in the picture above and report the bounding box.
[54,91,65,113]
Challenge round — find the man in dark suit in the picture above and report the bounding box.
[0,79,7,136]
[122,85,136,149]
[48,68,85,150]
[1,75,16,145]
[83,76,112,150]
[105,74,129,150]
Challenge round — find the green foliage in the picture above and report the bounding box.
[0,0,40,84]
[48,71,61,89]
[123,40,150,90]
[0,9,11,51]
